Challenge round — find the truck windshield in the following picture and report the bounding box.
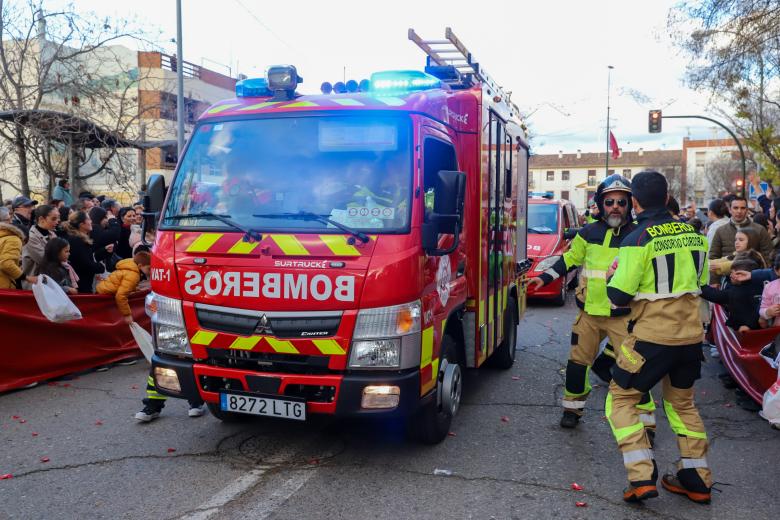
[528,204,559,234]
[163,116,412,232]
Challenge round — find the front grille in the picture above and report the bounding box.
[195,305,341,338]
[206,348,332,374]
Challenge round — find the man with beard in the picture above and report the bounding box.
[529,175,656,430]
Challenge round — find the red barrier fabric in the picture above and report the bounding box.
[711,304,777,403]
[0,289,150,392]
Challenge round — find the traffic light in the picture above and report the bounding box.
[649,110,662,133]
[736,178,744,190]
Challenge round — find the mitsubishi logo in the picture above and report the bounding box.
[255,314,273,335]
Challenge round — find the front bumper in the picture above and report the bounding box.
[151,354,425,418]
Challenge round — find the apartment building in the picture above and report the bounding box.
[682,137,749,206]
[529,149,684,211]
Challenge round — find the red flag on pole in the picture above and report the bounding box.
[609,131,620,159]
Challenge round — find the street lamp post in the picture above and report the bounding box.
[176,0,185,157]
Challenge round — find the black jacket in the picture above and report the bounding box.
[11,213,31,238]
[66,233,106,293]
[115,224,133,259]
[90,219,120,262]
[700,282,763,330]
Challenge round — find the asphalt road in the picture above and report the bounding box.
[2,295,779,519]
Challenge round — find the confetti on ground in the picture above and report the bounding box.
[575,501,587,507]
[131,385,138,390]
[0,474,12,480]
[433,469,453,476]
[511,376,520,380]
[725,403,733,408]
[31,432,38,437]
[62,384,71,388]
[40,457,49,463]
[11,416,19,420]
[447,431,457,437]
[500,416,510,423]
[167,448,176,453]
[95,421,103,426]
[19,420,26,424]
[308,458,320,465]
[571,483,583,491]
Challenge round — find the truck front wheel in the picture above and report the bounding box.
[409,333,462,444]
[206,402,249,423]
[488,297,518,369]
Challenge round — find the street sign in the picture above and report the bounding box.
[748,181,769,200]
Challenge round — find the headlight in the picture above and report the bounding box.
[350,339,401,368]
[146,292,192,356]
[353,301,421,338]
[535,255,561,272]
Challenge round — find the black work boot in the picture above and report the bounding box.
[560,410,581,429]
[661,470,711,504]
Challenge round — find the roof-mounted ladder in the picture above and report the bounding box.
[408,27,507,102]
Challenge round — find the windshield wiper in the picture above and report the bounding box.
[252,211,369,243]
[164,212,262,242]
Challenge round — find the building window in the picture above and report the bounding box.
[561,190,570,200]
[546,170,554,181]
[562,170,570,181]
[622,169,631,179]
[587,169,596,187]
[607,169,615,175]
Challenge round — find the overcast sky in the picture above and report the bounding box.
[49,0,732,155]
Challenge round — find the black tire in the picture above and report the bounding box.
[490,297,518,369]
[409,333,462,444]
[206,402,249,423]
[551,278,567,306]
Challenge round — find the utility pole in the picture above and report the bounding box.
[605,65,614,176]
[176,0,185,157]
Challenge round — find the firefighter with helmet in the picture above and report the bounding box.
[606,170,712,504]
[528,174,656,430]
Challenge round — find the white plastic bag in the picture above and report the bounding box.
[32,274,82,323]
[129,322,154,363]
[760,373,780,427]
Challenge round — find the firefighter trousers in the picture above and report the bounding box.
[564,311,655,427]
[606,338,712,491]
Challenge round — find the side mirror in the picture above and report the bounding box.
[563,228,580,240]
[144,174,166,213]
[423,170,466,256]
[141,174,166,247]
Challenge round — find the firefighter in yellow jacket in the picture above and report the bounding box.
[606,170,712,504]
[529,175,655,430]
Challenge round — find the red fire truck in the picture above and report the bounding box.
[143,28,531,443]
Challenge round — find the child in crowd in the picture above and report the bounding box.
[37,237,78,295]
[710,228,765,277]
[96,250,151,323]
[701,253,766,332]
[759,255,780,327]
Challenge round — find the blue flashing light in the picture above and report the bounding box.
[345,79,359,93]
[235,78,271,97]
[369,70,441,94]
[321,81,333,94]
[333,81,347,94]
[358,79,370,92]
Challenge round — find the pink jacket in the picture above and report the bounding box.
[759,278,780,320]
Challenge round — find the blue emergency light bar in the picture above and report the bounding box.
[369,70,441,94]
[235,77,271,97]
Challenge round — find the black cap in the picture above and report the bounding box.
[12,196,38,208]
[78,191,95,200]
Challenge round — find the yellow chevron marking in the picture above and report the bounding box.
[230,336,261,350]
[186,233,223,253]
[281,101,318,108]
[318,235,360,256]
[420,326,434,368]
[266,337,299,354]
[191,330,217,346]
[271,234,309,255]
[312,339,346,355]
[238,101,280,111]
[372,96,405,106]
[175,233,182,240]
[207,103,241,114]
[332,98,364,106]
[227,239,260,255]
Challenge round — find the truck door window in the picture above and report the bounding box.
[422,137,457,220]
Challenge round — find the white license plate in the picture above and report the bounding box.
[220,393,306,421]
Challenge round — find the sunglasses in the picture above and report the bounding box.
[604,199,627,207]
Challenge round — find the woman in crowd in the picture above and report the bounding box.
[64,211,107,293]
[21,204,59,287]
[37,237,78,295]
[0,207,37,289]
[88,206,117,265]
[115,207,137,259]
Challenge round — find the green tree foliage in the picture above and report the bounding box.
[670,0,780,180]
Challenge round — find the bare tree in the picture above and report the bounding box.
[669,1,780,180]
[704,153,744,194]
[0,0,161,197]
